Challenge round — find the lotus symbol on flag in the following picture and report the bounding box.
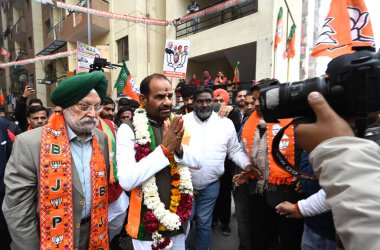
[96,171,105,178]
[52,234,63,248]
[98,233,104,240]
[166,53,187,72]
[314,18,337,46]
[348,7,375,44]
[52,129,61,138]
[50,161,62,172]
[51,197,63,209]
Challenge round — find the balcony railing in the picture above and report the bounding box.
[176,0,258,39]
[46,21,63,44]
[11,16,26,43]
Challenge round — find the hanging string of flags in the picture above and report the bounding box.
[34,0,251,26]
[0,50,77,68]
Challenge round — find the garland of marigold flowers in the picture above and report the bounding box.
[133,108,193,250]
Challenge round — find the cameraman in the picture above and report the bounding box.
[295,92,380,250]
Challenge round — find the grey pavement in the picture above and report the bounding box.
[117,195,239,250]
[188,196,239,250]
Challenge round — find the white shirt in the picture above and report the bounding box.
[182,112,250,190]
[298,189,330,217]
[117,123,170,191]
[116,123,199,191]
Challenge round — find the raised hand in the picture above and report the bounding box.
[22,85,36,98]
[162,115,184,153]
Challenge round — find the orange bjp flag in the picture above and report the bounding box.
[274,7,283,50]
[311,0,375,58]
[286,24,296,58]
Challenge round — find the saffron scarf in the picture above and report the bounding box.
[242,113,295,185]
[39,113,109,249]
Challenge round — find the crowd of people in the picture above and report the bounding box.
[175,70,234,107]
[0,69,379,250]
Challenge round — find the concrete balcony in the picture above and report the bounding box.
[60,0,110,43]
[11,17,26,43]
[13,0,24,10]
[176,0,258,39]
[45,20,65,46]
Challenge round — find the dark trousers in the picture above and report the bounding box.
[233,184,304,250]
[213,160,233,227]
[266,186,304,250]
[0,229,11,250]
[0,204,11,250]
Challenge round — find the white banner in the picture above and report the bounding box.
[163,40,190,79]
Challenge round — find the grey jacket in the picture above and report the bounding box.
[2,126,109,250]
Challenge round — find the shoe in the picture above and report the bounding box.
[221,225,231,236]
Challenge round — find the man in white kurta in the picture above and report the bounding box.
[182,87,255,250]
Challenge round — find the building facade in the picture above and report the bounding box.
[0,0,303,107]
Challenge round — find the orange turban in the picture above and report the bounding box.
[213,89,230,104]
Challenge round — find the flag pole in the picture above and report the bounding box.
[273,42,276,79]
[286,10,290,81]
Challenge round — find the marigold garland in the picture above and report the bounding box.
[133,108,194,249]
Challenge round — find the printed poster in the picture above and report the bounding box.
[76,42,101,73]
[163,39,190,79]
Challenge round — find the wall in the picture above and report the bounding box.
[110,0,166,90]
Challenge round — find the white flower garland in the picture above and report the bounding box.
[133,108,193,247]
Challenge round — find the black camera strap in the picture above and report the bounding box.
[272,119,316,180]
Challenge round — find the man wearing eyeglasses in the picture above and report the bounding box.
[2,71,111,250]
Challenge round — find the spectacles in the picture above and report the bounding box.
[77,102,102,113]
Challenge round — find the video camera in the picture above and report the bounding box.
[259,47,380,136]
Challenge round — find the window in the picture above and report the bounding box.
[117,36,129,62]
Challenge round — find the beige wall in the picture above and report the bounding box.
[110,0,166,91]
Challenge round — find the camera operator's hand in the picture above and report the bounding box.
[295,92,354,152]
[162,115,184,153]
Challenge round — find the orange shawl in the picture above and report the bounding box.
[39,113,109,249]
